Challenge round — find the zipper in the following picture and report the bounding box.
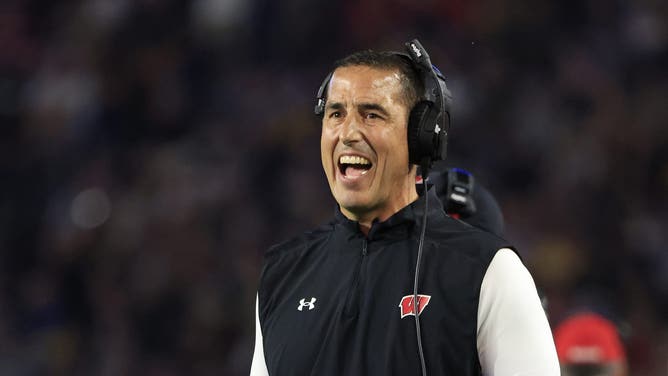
[343,238,368,317]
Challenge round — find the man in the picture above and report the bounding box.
[251,40,559,375]
[554,312,628,376]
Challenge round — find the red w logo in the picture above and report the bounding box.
[399,294,432,318]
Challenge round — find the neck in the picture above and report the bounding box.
[339,167,420,236]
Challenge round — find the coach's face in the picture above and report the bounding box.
[321,65,417,227]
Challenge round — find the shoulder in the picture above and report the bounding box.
[428,214,516,263]
[265,224,333,258]
[258,223,335,317]
[264,222,334,258]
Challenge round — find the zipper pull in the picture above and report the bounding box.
[362,240,368,256]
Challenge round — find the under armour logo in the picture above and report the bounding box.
[399,294,431,318]
[297,297,317,311]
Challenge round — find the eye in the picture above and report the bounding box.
[365,112,383,120]
[327,108,345,119]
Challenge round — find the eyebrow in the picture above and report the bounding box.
[326,102,345,112]
[357,102,390,118]
[326,101,391,117]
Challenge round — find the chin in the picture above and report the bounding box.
[335,192,371,216]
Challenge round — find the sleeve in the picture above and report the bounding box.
[250,294,270,376]
[476,248,560,375]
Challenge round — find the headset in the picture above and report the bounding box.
[314,39,451,376]
[443,167,476,218]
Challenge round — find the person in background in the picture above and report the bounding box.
[554,312,628,376]
[428,167,505,238]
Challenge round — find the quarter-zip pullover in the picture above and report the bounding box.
[252,189,559,375]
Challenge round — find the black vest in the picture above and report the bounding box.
[258,190,512,375]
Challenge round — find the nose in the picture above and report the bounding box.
[340,115,363,146]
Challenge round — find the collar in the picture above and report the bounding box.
[333,187,445,242]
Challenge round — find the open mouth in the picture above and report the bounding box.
[338,155,372,178]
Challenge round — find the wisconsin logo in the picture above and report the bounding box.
[399,294,431,318]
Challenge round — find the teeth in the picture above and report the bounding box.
[339,155,371,165]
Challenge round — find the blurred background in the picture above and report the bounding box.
[0,0,666,375]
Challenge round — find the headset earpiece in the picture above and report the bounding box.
[403,39,450,170]
[407,101,434,166]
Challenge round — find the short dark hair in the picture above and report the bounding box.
[332,50,424,109]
